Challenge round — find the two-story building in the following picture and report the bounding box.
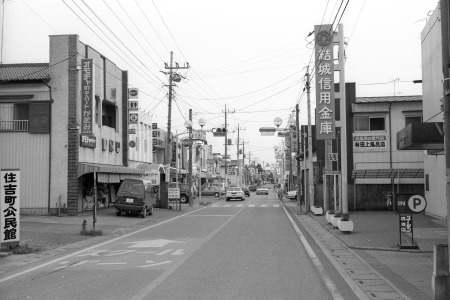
[0,34,151,215]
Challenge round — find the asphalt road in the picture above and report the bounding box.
[0,191,359,300]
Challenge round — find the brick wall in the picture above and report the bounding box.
[67,35,79,215]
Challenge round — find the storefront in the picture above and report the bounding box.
[78,163,146,212]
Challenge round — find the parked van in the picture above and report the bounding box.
[115,178,155,218]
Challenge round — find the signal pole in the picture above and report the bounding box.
[162,51,189,207]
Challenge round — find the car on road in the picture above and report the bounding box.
[256,187,269,195]
[241,186,250,197]
[201,186,223,197]
[286,190,297,199]
[248,185,257,192]
[226,187,245,201]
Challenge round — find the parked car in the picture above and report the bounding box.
[169,183,195,203]
[241,186,250,197]
[256,187,269,195]
[115,178,155,218]
[248,185,257,192]
[286,190,297,199]
[201,186,223,197]
[226,187,245,201]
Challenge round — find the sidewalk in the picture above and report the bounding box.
[283,198,448,299]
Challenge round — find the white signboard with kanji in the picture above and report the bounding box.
[1,169,20,244]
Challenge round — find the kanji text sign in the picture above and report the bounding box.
[1,169,20,244]
[81,59,94,134]
[314,24,336,140]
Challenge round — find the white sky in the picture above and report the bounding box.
[0,0,438,165]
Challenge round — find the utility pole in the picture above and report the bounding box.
[162,51,189,208]
[236,125,246,186]
[188,109,193,207]
[440,0,450,286]
[223,105,235,189]
[306,66,314,213]
[295,103,303,213]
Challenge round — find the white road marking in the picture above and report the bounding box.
[282,207,344,300]
[248,204,255,207]
[125,239,185,248]
[156,249,173,256]
[273,205,280,207]
[171,249,184,255]
[139,261,172,268]
[97,262,127,265]
[260,204,267,207]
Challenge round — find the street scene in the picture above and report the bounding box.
[1,0,450,299]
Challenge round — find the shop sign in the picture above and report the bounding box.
[81,59,94,134]
[314,24,335,140]
[80,134,96,149]
[102,138,107,151]
[115,142,120,153]
[152,123,158,130]
[353,135,386,152]
[129,113,138,124]
[168,188,180,199]
[1,169,20,245]
[128,88,139,99]
[128,128,136,134]
[143,171,160,185]
[109,140,114,152]
[129,140,136,148]
[129,100,138,111]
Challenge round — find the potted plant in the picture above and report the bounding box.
[331,211,342,228]
[338,213,354,233]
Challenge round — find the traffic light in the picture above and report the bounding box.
[212,127,227,136]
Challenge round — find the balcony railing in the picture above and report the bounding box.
[0,120,29,132]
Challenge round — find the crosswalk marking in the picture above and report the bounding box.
[248,204,255,207]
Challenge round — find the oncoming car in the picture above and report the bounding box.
[256,187,269,195]
[226,187,245,201]
[241,186,250,197]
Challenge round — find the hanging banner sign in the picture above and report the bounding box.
[1,169,20,245]
[81,59,94,134]
[314,24,336,140]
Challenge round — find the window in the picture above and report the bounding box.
[101,101,117,129]
[0,103,30,131]
[405,115,422,126]
[354,116,385,132]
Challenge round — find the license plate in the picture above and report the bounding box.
[126,198,134,203]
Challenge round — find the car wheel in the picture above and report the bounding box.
[214,192,219,197]
[226,198,230,201]
[141,207,147,218]
[148,206,153,216]
[116,211,121,216]
[180,195,189,204]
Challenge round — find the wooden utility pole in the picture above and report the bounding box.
[162,51,189,207]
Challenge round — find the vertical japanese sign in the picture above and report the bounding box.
[314,24,336,140]
[1,169,20,244]
[81,59,94,134]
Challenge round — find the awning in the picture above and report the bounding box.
[129,161,165,173]
[352,168,424,179]
[78,162,146,178]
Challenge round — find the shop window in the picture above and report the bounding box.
[102,100,117,129]
[354,116,385,132]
